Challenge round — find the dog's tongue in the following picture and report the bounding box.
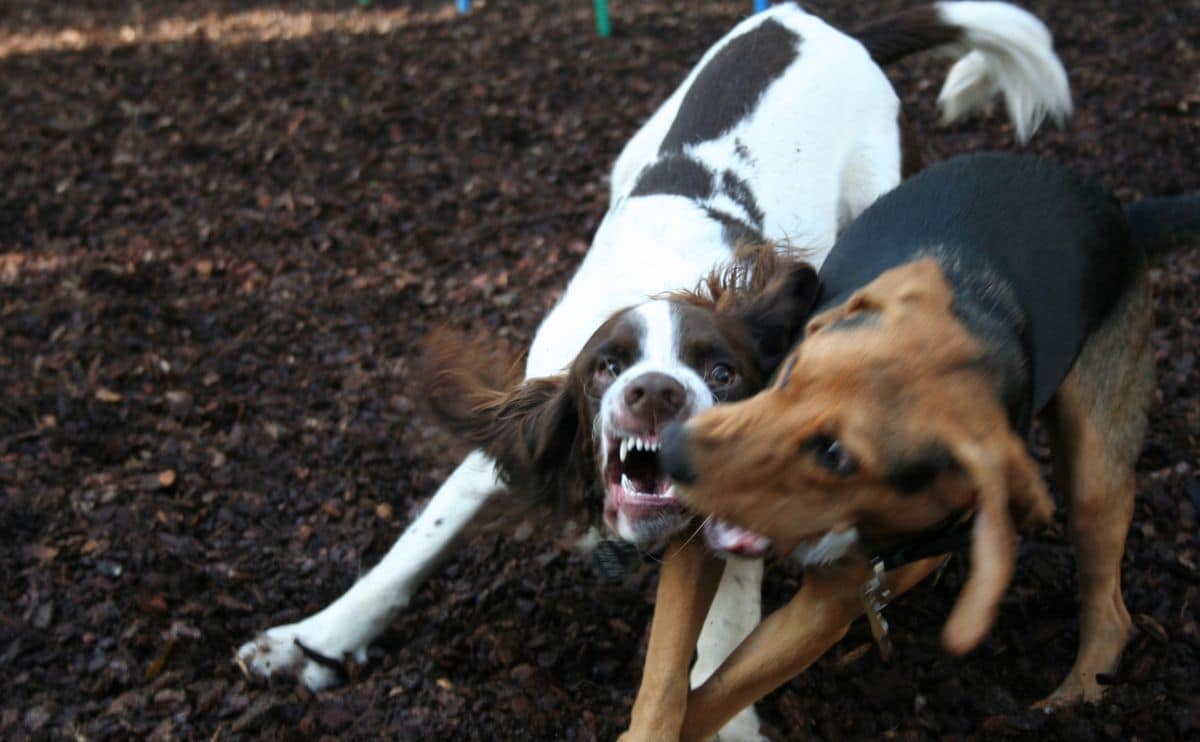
[704,518,772,557]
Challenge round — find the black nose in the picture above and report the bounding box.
[661,422,697,484]
[624,372,686,421]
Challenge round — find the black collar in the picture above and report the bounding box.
[861,510,975,572]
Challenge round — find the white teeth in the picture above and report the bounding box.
[618,436,662,456]
[621,474,634,493]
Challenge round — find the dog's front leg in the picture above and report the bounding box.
[621,533,725,742]
[693,557,765,741]
[236,450,503,689]
[680,557,943,741]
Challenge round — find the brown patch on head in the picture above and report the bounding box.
[667,258,1054,652]
[420,246,821,547]
[667,243,821,379]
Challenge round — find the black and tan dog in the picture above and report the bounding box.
[645,153,1170,739]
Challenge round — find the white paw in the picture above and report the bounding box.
[235,620,368,691]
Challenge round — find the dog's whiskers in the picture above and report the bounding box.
[668,515,712,560]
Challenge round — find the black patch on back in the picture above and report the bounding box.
[815,153,1142,433]
[704,207,763,248]
[660,19,801,152]
[721,170,765,230]
[630,155,715,201]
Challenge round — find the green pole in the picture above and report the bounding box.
[594,0,611,37]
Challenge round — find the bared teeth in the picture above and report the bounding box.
[620,474,674,500]
[619,436,660,455]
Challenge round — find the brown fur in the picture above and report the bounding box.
[645,257,1153,738]
[419,246,819,516]
[422,327,592,509]
[666,243,805,312]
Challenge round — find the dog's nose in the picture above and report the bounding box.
[624,372,686,421]
[661,422,697,484]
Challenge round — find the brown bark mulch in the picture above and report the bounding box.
[2,1,1197,739]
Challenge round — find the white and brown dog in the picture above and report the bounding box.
[237,3,1071,737]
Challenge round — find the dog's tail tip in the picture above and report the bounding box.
[937,52,1073,144]
[933,3,1073,143]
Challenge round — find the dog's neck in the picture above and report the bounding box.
[933,252,1036,434]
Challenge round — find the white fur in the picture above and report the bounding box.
[599,302,717,543]
[934,1,1073,142]
[596,303,712,445]
[791,528,862,568]
[692,557,766,742]
[237,4,1071,737]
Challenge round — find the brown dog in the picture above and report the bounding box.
[645,153,1159,739]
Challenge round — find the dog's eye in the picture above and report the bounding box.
[706,362,736,387]
[594,357,622,381]
[807,435,858,475]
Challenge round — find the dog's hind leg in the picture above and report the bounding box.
[236,450,504,689]
[680,557,942,741]
[1036,271,1154,707]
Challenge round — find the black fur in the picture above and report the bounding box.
[815,153,1142,434]
[659,19,801,152]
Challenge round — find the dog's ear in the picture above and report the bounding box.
[940,434,1053,655]
[479,375,590,508]
[421,329,590,508]
[886,442,962,495]
[807,259,953,336]
[735,261,820,374]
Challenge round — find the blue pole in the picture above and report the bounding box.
[754,0,769,13]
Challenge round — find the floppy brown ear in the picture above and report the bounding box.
[940,435,1052,655]
[804,284,872,336]
[734,261,820,375]
[421,328,590,507]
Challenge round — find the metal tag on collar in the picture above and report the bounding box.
[593,538,640,582]
[861,557,894,661]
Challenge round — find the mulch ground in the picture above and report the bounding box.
[2,1,1197,739]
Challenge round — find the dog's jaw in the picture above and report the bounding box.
[600,427,689,546]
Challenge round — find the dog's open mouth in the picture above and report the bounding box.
[605,434,675,504]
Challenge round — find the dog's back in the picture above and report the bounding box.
[816,153,1142,427]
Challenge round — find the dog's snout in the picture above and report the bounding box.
[661,422,697,485]
[624,372,686,420]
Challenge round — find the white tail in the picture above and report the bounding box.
[935,1,1073,143]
